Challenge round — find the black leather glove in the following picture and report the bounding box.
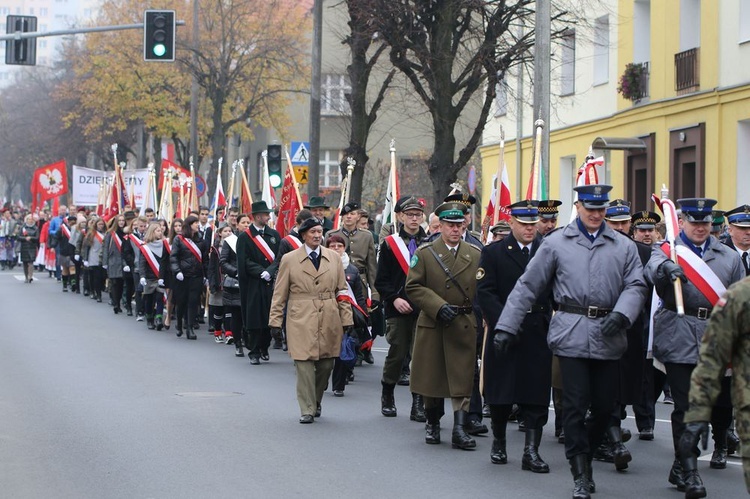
[679,421,709,458]
[493,330,516,355]
[600,311,628,337]
[437,304,457,323]
[270,327,283,341]
[660,260,686,284]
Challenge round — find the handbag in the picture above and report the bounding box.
[222,275,240,289]
[339,333,358,367]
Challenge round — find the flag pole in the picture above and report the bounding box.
[493,126,505,225]
[227,161,237,211]
[528,118,544,200]
[389,139,397,233]
[284,146,303,208]
[211,157,223,227]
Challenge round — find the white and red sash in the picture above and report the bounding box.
[129,233,144,249]
[179,235,202,262]
[112,233,123,251]
[385,234,410,275]
[246,229,275,262]
[94,231,104,245]
[163,239,171,254]
[659,242,727,305]
[284,234,302,250]
[338,281,369,318]
[60,224,71,240]
[139,243,161,276]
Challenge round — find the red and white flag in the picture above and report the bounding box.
[31,160,68,211]
[569,153,604,223]
[481,169,512,244]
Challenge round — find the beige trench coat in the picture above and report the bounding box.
[269,246,353,361]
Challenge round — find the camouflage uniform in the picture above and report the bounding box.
[685,277,750,493]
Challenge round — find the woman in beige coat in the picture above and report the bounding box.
[269,218,353,423]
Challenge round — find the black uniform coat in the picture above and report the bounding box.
[374,227,426,319]
[237,225,280,330]
[477,233,552,406]
[219,237,241,309]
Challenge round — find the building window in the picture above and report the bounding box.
[560,29,576,96]
[28,7,34,14]
[39,40,47,49]
[1,7,10,15]
[319,150,342,188]
[593,16,609,86]
[321,74,351,115]
[40,8,48,16]
[680,0,701,51]
[494,78,508,116]
[741,1,750,43]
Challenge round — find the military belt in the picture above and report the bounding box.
[665,306,711,320]
[289,292,334,300]
[558,304,612,318]
[448,305,474,315]
[526,304,550,314]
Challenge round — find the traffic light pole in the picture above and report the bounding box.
[0,21,185,42]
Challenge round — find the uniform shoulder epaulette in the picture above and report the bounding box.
[417,241,434,251]
[470,230,482,240]
[466,242,481,252]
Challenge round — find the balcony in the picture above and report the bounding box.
[635,61,650,101]
[617,62,649,104]
[675,47,700,94]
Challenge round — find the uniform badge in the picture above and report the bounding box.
[476,267,485,280]
[270,237,276,244]
[410,255,419,268]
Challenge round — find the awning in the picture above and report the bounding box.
[591,137,647,150]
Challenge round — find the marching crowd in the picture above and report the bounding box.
[3,180,750,499]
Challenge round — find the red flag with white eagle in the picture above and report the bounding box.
[31,160,67,211]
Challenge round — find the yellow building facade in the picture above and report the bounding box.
[480,0,750,216]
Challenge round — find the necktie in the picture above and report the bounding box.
[450,248,457,258]
[310,251,320,270]
[407,237,418,257]
[743,251,749,275]
[521,246,530,261]
[259,229,264,236]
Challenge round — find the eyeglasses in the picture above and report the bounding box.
[403,212,422,218]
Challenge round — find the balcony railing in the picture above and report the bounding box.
[675,47,700,94]
[636,61,650,101]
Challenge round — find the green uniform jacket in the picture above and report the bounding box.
[405,238,480,398]
[326,227,379,302]
[685,276,750,491]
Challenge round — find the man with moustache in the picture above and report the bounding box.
[493,185,647,498]
[477,201,553,472]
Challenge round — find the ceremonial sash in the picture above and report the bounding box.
[660,242,727,306]
[112,233,123,251]
[163,239,171,254]
[60,224,71,240]
[337,281,369,319]
[139,243,161,277]
[385,234,410,275]
[129,233,144,249]
[179,235,202,262]
[284,234,302,250]
[94,231,104,245]
[246,229,275,262]
[224,233,238,254]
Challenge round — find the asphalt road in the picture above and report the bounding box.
[0,271,745,498]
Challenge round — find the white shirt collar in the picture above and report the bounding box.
[253,224,265,233]
[305,244,320,257]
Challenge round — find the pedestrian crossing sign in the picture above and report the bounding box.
[290,141,310,165]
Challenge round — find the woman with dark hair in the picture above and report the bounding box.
[162,218,183,330]
[18,214,39,283]
[103,215,127,313]
[139,222,168,330]
[169,215,207,339]
[208,222,233,342]
[220,213,251,356]
[325,233,369,396]
[82,218,107,302]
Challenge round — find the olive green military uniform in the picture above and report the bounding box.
[685,277,750,492]
[405,238,481,406]
[326,227,380,302]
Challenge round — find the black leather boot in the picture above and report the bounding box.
[175,318,183,338]
[569,455,591,499]
[425,407,441,444]
[522,428,550,473]
[668,458,686,491]
[682,454,707,498]
[489,413,507,464]
[410,393,426,422]
[186,326,197,340]
[147,317,156,330]
[727,428,740,455]
[381,382,397,417]
[607,425,632,471]
[451,410,476,450]
[710,429,728,469]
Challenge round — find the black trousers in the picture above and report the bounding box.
[174,276,203,328]
[90,266,105,297]
[468,357,483,421]
[224,306,243,345]
[143,289,164,319]
[332,358,353,392]
[247,328,271,356]
[210,304,224,332]
[123,271,134,311]
[109,277,123,311]
[490,403,549,432]
[558,356,619,459]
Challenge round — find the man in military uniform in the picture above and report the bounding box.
[237,201,281,365]
[536,199,562,236]
[376,196,428,421]
[711,210,726,239]
[477,200,553,472]
[405,201,482,450]
[682,277,750,497]
[489,220,511,241]
[645,198,745,496]
[304,196,334,235]
[725,205,750,275]
[494,185,647,499]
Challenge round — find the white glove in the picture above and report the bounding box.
[203,278,209,286]
[123,265,130,273]
[83,260,89,267]
[176,272,184,281]
[157,279,165,287]
[102,265,108,270]
[260,271,271,282]
[139,277,147,287]
[74,255,80,261]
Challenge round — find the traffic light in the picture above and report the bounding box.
[267,145,282,188]
[143,10,175,62]
[5,16,37,66]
